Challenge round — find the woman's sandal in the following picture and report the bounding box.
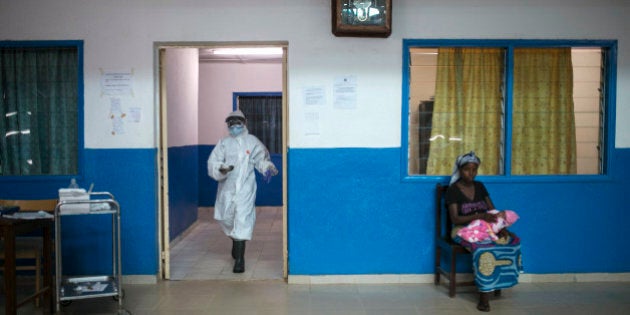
[477,292,491,312]
[477,301,491,312]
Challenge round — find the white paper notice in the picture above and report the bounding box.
[109,98,126,135]
[129,107,142,123]
[112,116,125,135]
[304,112,320,136]
[302,86,326,106]
[333,75,357,109]
[101,69,134,96]
[110,98,122,116]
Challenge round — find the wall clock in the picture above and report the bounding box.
[332,0,392,38]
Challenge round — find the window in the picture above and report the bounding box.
[403,40,616,178]
[235,93,282,154]
[0,41,83,176]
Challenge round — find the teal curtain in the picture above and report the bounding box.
[238,95,282,154]
[0,46,78,175]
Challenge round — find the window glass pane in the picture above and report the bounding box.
[405,41,608,178]
[511,47,602,175]
[0,45,78,176]
[408,48,437,174]
[408,47,504,176]
[573,48,604,175]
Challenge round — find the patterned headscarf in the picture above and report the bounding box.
[449,151,481,185]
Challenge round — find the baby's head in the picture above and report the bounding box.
[503,210,519,225]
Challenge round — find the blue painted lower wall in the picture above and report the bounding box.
[287,147,630,275]
[2,146,628,277]
[168,145,199,242]
[70,149,158,275]
[0,149,159,276]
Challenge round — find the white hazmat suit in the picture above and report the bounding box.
[207,125,277,241]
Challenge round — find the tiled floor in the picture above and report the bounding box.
[12,279,630,314]
[7,207,630,314]
[168,206,283,281]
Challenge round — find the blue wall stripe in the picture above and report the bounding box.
[168,145,199,241]
[64,149,158,275]
[3,146,628,276]
[288,147,630,274]
[0,148,159,275]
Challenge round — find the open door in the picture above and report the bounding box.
[281,46,288,278]
[156,42,288,281]
[157,48,171,279]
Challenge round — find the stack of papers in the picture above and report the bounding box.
[3,211,54,220]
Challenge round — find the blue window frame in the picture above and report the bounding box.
[401,39,617,183]
[0,40,84,181]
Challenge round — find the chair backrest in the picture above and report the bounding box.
[0,199,58,212]
[435,183,453,241]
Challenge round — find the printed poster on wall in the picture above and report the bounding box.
[333,75,357,109]
[100,69,134,96]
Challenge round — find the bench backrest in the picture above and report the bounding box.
[435,184,453,241]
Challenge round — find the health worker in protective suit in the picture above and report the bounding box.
[207,110,279,273]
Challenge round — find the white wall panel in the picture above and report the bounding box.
[0,0,628,148]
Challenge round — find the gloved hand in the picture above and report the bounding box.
[269,166,278,176]
[263,166,278,183]
[219,165,234,175]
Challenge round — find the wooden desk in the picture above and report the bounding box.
[1,216,53,314]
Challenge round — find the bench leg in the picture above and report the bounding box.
[434,247,441,285]
[449,250,456,297]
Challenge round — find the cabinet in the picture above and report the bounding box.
[54,192,123,312]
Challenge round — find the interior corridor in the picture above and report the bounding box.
[168,206,283,281]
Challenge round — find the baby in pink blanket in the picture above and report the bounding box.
[456,210,519,243]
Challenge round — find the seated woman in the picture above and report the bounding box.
[445,151,522,312]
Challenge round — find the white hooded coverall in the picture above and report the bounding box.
[207,127,276,241]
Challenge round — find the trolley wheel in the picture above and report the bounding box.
[113,289,125,301]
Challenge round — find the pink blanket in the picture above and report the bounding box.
[456,210,519,243]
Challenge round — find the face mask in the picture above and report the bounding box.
[229,125,244,137]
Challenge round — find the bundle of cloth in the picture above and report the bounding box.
[457,209,519,243]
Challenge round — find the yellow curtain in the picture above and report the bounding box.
[512,48,576,174]
[426,48,504,175]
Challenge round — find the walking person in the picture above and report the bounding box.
[207,110,278,273]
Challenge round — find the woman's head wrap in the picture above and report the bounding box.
[449,151,481,185]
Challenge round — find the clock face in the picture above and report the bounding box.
[340,1,387,26]
[332,0,391,38]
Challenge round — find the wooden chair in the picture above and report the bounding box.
[434,183,475,297]
[0,199,57,306]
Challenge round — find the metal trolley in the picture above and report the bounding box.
[54,192,123,313]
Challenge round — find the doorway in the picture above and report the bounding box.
[155,42,288,280]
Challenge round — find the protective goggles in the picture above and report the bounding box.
[226,118,245,127]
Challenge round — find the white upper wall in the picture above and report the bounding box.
[1,0,628,148]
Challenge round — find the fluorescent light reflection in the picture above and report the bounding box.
[429,135,463,142]
[212,48,283,55]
